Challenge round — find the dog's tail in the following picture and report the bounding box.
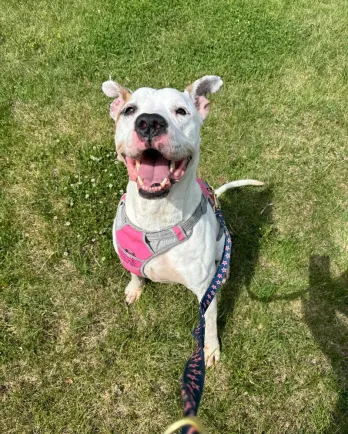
[215,180,264,198]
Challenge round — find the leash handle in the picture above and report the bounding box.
[164,416,206,434]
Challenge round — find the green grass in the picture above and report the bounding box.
[1,0,348,432]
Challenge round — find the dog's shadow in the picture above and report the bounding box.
[217,186,273,338]
[227,249,348,433]
[304,256,348,434]
[215,185,348,431]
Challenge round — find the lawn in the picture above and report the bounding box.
[1,0,348,433]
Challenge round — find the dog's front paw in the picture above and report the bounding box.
[125,284,143,304]
[204,343,220,367]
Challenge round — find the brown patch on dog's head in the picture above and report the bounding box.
[120,88,132,103]
[185,83,193,94]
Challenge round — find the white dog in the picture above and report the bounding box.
[102,76,263,366]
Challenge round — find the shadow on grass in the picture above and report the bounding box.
[305,256,348,434]
[217,186,274,339]
[245,254,348,433]
[216,187,348,432]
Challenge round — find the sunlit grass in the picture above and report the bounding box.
[1,1,348,433]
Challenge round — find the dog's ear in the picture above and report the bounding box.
[185,75,223,120]
[102,80,132,120]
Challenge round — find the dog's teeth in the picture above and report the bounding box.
[136,160,141,171]
[170,161,175,173]
[137,176,144,186]
[160,178,168,188]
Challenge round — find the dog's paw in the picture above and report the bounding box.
[125,285,143,304]
[204,344,220,368]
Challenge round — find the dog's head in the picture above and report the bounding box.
[102,76,223,199]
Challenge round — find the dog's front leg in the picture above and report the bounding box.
[125,273,145,304]
[202,297,220,367]
[192,284,220,367]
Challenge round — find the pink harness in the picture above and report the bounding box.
[113,179,223,277]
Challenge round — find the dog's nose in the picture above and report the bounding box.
[135,113,168,139]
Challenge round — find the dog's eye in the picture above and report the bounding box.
[176,108,188,116]
[122,106,136,116]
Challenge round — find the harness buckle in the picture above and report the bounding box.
[206,186,220,212]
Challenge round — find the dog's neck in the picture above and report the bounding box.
[124,165,201,231]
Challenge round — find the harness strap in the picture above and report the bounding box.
[180,195,207,237]
[173,226,186,242]
[118,194,210,254]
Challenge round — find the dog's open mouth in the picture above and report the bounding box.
[125,149,192,199]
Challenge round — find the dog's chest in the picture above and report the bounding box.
[114,179,222,280]
[143,214,224,288]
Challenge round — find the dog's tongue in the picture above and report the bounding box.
[138,152,169,187]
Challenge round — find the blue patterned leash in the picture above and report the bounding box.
[178,207,232,434]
